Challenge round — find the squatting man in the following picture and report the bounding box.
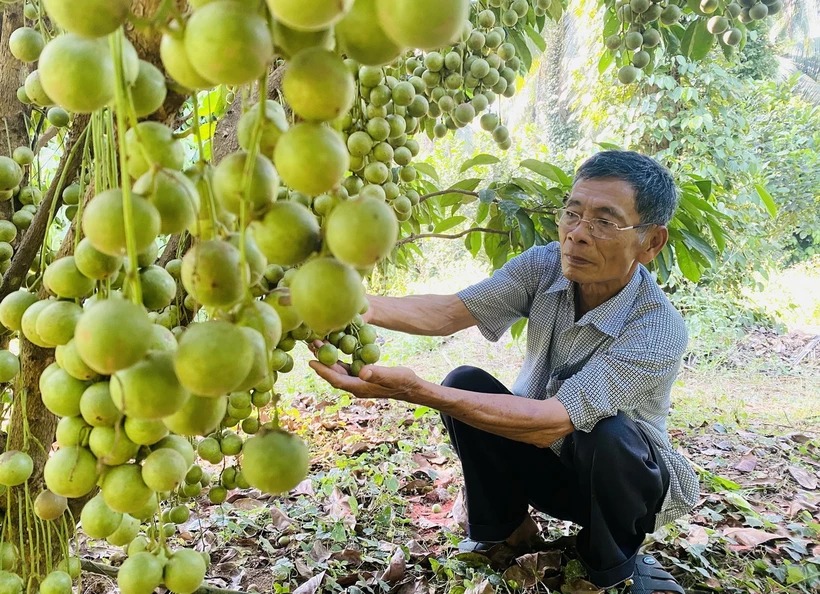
[311,151,696,594]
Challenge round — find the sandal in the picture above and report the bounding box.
[626,555,685,594]
[456,538,503,553]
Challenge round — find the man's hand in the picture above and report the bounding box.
[308,359,422,402]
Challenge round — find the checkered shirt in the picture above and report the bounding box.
[457,242,699,528]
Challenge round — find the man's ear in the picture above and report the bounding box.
[637,225,668,265]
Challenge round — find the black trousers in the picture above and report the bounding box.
[440,366,670,588]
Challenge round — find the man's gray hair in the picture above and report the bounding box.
[573,151,679,226]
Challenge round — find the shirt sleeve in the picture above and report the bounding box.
[554,316,688,432]
[456,247,550,342]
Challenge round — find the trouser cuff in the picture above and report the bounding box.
[466,514,526,543]
[579,550,637,589]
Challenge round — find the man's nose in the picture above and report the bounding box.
[566,220,593,242]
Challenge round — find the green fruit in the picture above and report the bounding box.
[75,299,153,375]
[271,20,333,59]
[40,365,86,417]
[335,0,402,66]
[241,429,309,494]
[141,448,188,492]
[0,351,20,383]
[325,197,398,267]
[212,151,278,216]
[632,50,651,69]
[39,571,73,594]
[274,123,349,195]
[618,65,640,84]
[624,30,643,50]
[133,168,200,235]
[80,381,122,427]
[9,27,45,62]
[266,0,353,31]
[289,257,364,334]
[88,426,139,465]
[376,0,469,50]
[0,571,23,594]
[173,321,254,397]
[125,121,185,179]
[106,514,140,547]
[185,2,273,86]
[82,189,161,257]
[139,266,177,311]
[73,237,121,280]
[124,417,168,445]
[700,0,719,13]
[283,48,354,121]
[0,451,33,487]
[163,394,227,437]
[43,0,130,37]
[48,107,71,127]
[43,256,94,299]
[0,290,36,332]
[38,34,114,113]
[34,490,69,521]
[111,351,190,420]
[0,157,23,192]
[44,446,98,498]
[181,239,249,308]
[250,201,321,266]
[723,27,743,46]
[55,339,99,381]
[163,548,207,594]
[707,16,730,34]
[117,551,163,594]
[80,494,122,539]
[237,100,289,159]
[160,29,212,90]
[55,415,91,447]
[749,2,768,19]
[101,464,153,514]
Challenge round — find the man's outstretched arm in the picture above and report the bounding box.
[310,362,574,448]
[365,294,478,337]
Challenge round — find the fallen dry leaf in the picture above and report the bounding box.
[396,577,432,594]
[380,548,407,584]
[326,487,356,530]
[293,571,325,594]
[502,565,538,589]
[463,578,495,594]
[516,550,562,577]
[734,454,758,472]
[685,524,710,546]
[787,465,818,490]
[723,527,784,547]
[268,506,294,530]
[560,577,603,593]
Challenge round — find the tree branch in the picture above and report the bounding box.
[0,115,89,303]
[80,559,250,594]
[418,189,478,203]
[396,227,508,247]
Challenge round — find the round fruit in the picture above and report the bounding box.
[237,100,289,159]
[163,394,228,437]
[723,27,743,46]
[317,343,338,366]
[241,429,309,494]
[43,256,94,299]
[707,16,730,34]
[39,571,73,594]
[23,71,52,107]
[9,27,45,62]
[117,551,163,594]
[82,189,161,257]
[74,298,153,375]
[101,463,153,514]
[44,446,98,498]
[40,366,86,417]
[43,0,130,38]
[110,350,190,419]
[0,571,23,594]
[264,289,302,333]
[139,266,177,311]
[20,299,55,347]
[624,31,643,50]
[632,50,651,69]
[88,426,139,465]
[271,20,333,59]
[79,382,121,427]
[35,300,83,346]
[289,257,364,334]
[74,238,121,280]
[235,300,283,351]
[80,494,122,539]
[700,0,719,13]
[283,48,354,121]
[0,290,36,332]
[250,201,321,266]
[618,65,640,84]
[274,123,349,195]
[266,0,353,31]
[141,448,188,492]
[212,151,278,216]
[130,60,167,118]
[660,5,682,24]
[164,548,207,594]
[127,126,183,182]
[173,321,254,396]
[185,2,273,86]
[106,514,140,546]
[0,350,19,383]
[749,2,768,19]
[55,339,99,381]
[325,197,398,267]
[335,0,402,65]
[376,0,469,50]
[34,490,68,521]
[55,415,91,447]
[0,542,17,571]
[160,30,213,90]
[232,327,269,391]
[38,34,114,113]
[181,239,249,308]
[0,157,23,192]
[133,168,200,235]
[0,451,33,487]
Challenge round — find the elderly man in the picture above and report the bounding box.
[311,151,697,594]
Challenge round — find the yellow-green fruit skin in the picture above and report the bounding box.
[74,299,153,375]
[325,197,398,267]
[37,34,114,113]
[117,551,164,594]
[376,0,470,50]
[249,201,320,266]
[110,351,191,420]
[283,48,355,122]
[266,0,353,31]
[273,123,349,196]
[241,429,309,494]
[163,548,207,594]
[289,257,364,334]
[335,0,402,65]
[43,0,130,38]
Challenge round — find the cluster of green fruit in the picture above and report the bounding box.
[605,0,782,84]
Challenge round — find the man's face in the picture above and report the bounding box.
[558,177,659,294]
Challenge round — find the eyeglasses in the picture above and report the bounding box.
[555,208,654,240]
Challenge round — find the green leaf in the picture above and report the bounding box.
[675,242,701,283]
[595,141,623,151]
[690,20,716,61]
[510,318,528,341]
[499,199,521,218]
[706,217,727,253]
[468,230,482,257]
[547,0,563,21]
[508,28,533,72]
[520,159,572,186]
[450,178,482,191]
[603,9,620,38]
[460,153,500,173]
[434,216,466,233]
[414,162,439,182]
[524,24,546,52]
[515,211,536,249]
[478,188,496,204]
[754,183,778,217]
[598,50,615,75]
[692,179,712,199]
[680,229,717,266]
[475,201,490,224]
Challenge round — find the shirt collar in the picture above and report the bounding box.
[575,267,644,337]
